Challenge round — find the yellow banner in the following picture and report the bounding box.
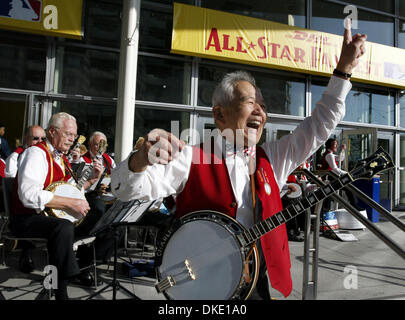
[172,3,405,89]
[0,0,83,39]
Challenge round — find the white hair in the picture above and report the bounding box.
[89,131,107,144]
[47,112,76,131]
[211,70,256,108]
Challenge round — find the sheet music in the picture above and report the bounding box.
[90,199,156,235]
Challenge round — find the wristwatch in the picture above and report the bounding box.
[333,69,352,79]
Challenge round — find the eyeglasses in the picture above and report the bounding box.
[56,128,78,140]
[32,136,47,141]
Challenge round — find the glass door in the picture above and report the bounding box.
[377,132,394,211]
[342,128,377,171]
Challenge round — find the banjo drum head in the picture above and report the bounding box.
[158,215,244,300]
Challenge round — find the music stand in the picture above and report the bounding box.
[86,199,156,300]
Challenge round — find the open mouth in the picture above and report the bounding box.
[246,120,262,130]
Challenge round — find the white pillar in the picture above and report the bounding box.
[114,0,141,162]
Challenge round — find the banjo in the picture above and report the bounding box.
[42,139,107,226]
[154,147,394,300]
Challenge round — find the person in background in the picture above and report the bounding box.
[0,124,11,161]
[5,125,46,178]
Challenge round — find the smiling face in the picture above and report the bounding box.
[48,119,77,154]
[213,80,267,147]
[89,135,107,157]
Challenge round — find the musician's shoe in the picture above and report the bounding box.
[71,271,103,287]
[18,249,35,274]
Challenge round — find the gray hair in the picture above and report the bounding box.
[211,70,256,108]
[47,112,76,131]
[89,131,107,144]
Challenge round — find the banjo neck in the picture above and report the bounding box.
[237,173,354,247]
[237,146,394,247]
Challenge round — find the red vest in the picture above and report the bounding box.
[321,150,338,171]
[0,158,5,178]
[12,142,71,215]
[176,143,292,297]
[82,152,113,175]
[14,146,24,155]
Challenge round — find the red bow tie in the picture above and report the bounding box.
[226,145,256,158]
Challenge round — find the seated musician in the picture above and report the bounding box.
[111,26,366,299]
[73,131,118,264]
[5,125,46,178]
[9,112,104,300]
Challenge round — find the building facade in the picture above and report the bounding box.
[1,0,405,209]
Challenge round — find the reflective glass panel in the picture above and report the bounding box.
[198,63,305,116]
[54,46,119,98]
[312,82,395,126]
[312,0,394,46]
[139,7,173,54]
[201,0,306,27]
[52,101,116,153]
[0,31,46,91]
[134,108,191,143]
[136,56,191,104]
[347,0,394,14]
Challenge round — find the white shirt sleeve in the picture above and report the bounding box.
[111,146,193,202]
[325,152,347,176]
[262,76,352,189]
[5,151,19,178]
[17,147,55,212]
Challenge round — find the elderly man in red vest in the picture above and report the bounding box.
[5,125,46,178]
[10,112,103,300]
[112,26,366,299]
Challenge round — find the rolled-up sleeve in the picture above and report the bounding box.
[17,147,54,213]
[263,76,352,189]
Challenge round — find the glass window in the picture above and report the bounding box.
[347,0,394,14]
[312,82,395,126]
[398,92,405,128]
[134,108,191,143]
[63,0,122,48]
[0,31,46,91]
[198,63,306,116]
[400,0,405,17]
[399,134,405,206]
[139,7,173,54]
[398,20,405,49]
[54,46,119,98]
[201,0,306,27]
[136,55,191,105]
[52,101,117,153]
[312,0,394,46]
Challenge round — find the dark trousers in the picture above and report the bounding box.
[75,192,119,266]
[248,240,272,300]
[9,214,80,279]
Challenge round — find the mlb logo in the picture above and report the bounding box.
[0,0,42,22]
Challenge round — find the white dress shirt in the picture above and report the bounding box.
[18,143,74,213]
[325,149,346,175]
[5,150,20,178]
[111,76,352,228]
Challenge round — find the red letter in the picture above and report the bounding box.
[236,37,247,53]
[294,47,305,63]
[280,45,293,61]
[293,30,308,40]
[205,28,222,52]
[257,36,267,59]
[222,34,234,51]
[269,43,280,58]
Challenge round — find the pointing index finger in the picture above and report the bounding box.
[344,18,352,43]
